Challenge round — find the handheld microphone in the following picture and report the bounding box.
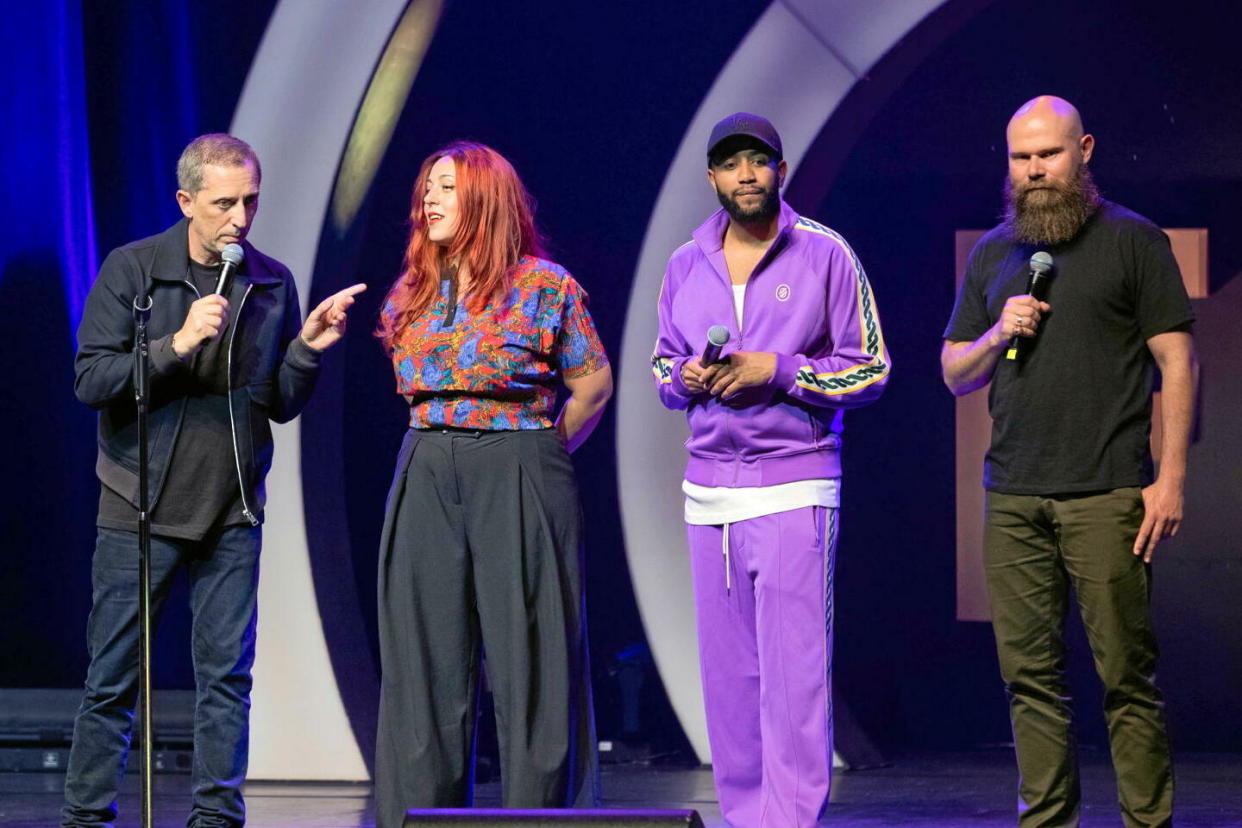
[1005,251,1053,361]
[700,325,731,367]
[214,243,245,296]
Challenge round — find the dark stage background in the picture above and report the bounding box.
[3,0,1239,764]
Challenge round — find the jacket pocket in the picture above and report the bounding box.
[247,395,274,478]
[246,379,275,410]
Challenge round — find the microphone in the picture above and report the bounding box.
[1005,251,1053,361]
[214,243,245,296]
[700,325,731,367]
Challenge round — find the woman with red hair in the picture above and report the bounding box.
[373,142,611,823]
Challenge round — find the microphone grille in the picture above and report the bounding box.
[221,243,245,266]
[707,325,731,347]
[1030,250,1053,273]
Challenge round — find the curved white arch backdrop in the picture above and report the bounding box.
[229,0,951,779]
[232,0,411,781]
[618,0,948,763]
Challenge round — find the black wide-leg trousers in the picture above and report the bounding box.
[375,428,598,828]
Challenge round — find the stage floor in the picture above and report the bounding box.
[3,750,1239,827]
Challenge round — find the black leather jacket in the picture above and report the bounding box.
[74,218,322,523]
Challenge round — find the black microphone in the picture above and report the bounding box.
[700,325,731,367]
[214,243,245,296]
[1005,251,1053,361]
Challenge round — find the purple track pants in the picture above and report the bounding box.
[687,505,838,828]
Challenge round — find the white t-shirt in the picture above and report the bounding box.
[683,478,840,525]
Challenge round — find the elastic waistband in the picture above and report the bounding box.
[685,447,842,487]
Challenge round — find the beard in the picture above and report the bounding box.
[1003,164,1101,246]
[717,185,780,224]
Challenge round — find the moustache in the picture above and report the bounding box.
[1014,180,1065,197]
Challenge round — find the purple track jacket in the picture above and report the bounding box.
[653,201,890,488]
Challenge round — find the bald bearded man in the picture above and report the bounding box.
[941,96,1195,828]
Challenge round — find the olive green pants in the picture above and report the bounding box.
[984,488,1173,828]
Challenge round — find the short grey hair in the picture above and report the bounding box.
[176,133,261,193]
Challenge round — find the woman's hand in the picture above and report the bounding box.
[556,365,614,452]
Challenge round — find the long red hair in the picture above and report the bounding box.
[377,141,544,351]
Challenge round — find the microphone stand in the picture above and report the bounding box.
[131,295,155,828]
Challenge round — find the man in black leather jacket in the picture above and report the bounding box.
[64,133,364,828]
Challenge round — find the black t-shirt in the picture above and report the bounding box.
[943,200,1194,495]
[98,260,248,539]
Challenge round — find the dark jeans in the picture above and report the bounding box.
[985,489,1173,828]
[62,525,262,828]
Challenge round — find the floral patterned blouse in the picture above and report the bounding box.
[387,256,608,430]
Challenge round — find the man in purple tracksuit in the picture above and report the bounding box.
[652,113,890,827]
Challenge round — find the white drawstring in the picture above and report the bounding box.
[722,522,731,593]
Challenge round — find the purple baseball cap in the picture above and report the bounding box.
[706,112,783,163]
